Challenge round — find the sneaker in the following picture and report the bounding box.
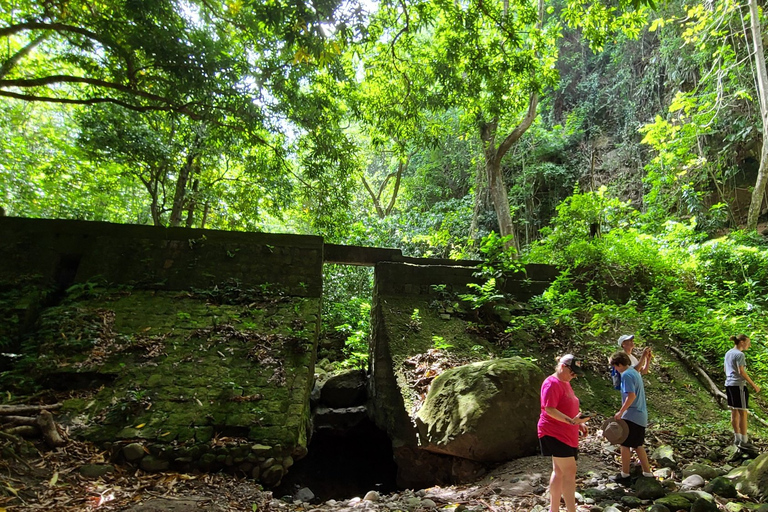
[611,474,632,486]
[739,440,758,451]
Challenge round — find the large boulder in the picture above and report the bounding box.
[414,357,545,462]
[735,451,768,500]
[318,369,367,408]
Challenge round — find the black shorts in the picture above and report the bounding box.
[726,385,749,410]
[539,435,578,459]
[620,420,646,448]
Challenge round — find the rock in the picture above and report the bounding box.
[681,474,705,489]
[421,498,437,508]
[734,451,768,500]
[139,455,169,472]
[634,476,667,500]
[414,357,544,462]
[620,495,643,507]
[654,492,693,511]
[294,487,315,502]
[251,444,272,455]
[313,405,368,430]
[123,442,146,461]
[363,491,379,501]
[261,464,285,487]
[703,476,737,498]
[682,463,721,480]
[690,497,718,512]
[79,464,115,478]
[653,467,673,479]
[652,445,677,469]
[319,369,367,408]
[648,505,671,512]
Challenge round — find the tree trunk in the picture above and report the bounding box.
[478,94,539,251]
[169,151,195,227]
[185,179,199,228]
[747,0,768,231]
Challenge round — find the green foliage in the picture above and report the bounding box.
[524,191,768,385]
[459,278,505,311]
[431,336,453,351]
[333,301,371,369]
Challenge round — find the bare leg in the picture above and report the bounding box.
[549,457,562,512]
[731,409,742,437]
[620,446,631,475]
[635,446,651,474]
[739,409,749,436]
[552,456,578,512]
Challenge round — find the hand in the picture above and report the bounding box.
[579,424,588,436]
[754,384,761,393]
[614,412,623,420]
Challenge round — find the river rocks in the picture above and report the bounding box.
[634,476,667,499]
[654,492,695,511]
[734,451,768,500]
[680,474,705,489]
[703,475,737,498]
[123,442,146,461]
[682,462,722,480]
[414,357,544,462]
[690,497,719,512]
[652,445,677,469]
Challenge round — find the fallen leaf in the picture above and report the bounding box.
[49,472,59,487]
[159,431,170,437]
[135,423,145,429]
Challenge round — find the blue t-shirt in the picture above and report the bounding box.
[620,366,647,427]
[725,348,746,387]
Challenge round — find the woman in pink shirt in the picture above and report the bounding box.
[538,354,590,512]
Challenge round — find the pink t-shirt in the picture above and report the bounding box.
[537,374,580,448]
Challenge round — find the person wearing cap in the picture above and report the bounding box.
[617,334,652,375]
[538,354,591,512]
[610,351,652,484]
[725,334,761,449]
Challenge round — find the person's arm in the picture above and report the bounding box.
[637,347,652,375]
[615,392,636,419]
[739,366,761,393]
[544,407,589,425]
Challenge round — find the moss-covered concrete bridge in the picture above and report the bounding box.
[0,217,557,490]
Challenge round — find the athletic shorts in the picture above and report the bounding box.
[620,419,646,448]
[539,435,578,459]
[726,385,749,410]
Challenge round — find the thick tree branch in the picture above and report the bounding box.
[495,92,539,165]
[361,175,385,217]
[0,21,136,80]
[1,75,177,106]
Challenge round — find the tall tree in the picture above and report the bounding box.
[353,0,648,250]
[746,0,768,231]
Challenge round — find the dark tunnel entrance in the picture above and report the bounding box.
[274,416,399,503]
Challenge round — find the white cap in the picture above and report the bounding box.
[617,334,635,347]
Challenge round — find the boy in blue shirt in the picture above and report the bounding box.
[610,351,653,483]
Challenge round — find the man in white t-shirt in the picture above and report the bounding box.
[617,334,651,375]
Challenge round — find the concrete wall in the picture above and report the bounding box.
[0,217,323,297]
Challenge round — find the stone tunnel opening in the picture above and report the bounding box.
[273,416,398,503]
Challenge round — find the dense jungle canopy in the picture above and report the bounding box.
[2,0,768,375]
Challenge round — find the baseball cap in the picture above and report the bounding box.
[559,354,584,375]
[617,334,635,347]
